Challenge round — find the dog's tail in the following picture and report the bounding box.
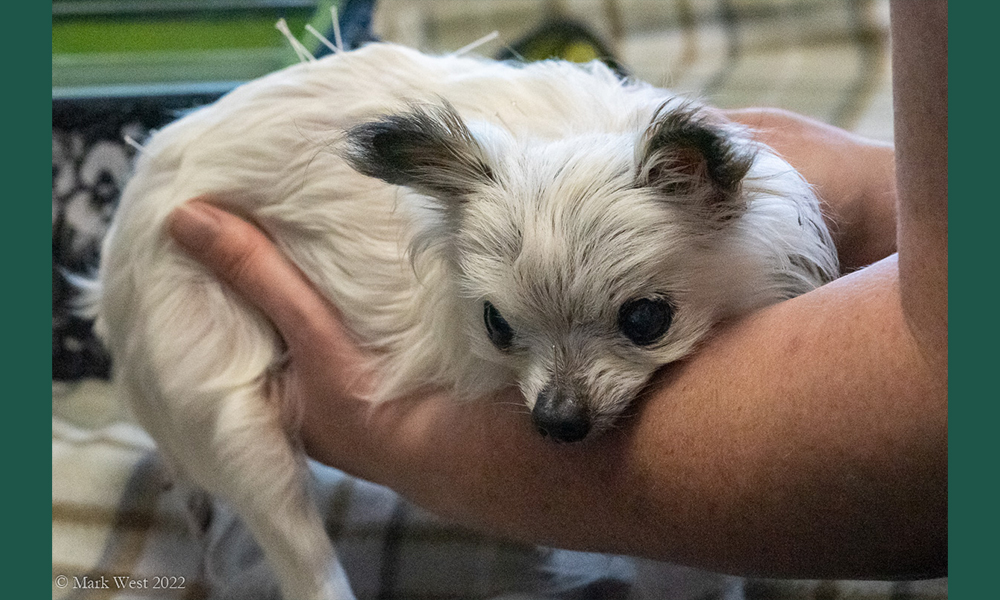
[61,269,100,314]
[60,268,107,339]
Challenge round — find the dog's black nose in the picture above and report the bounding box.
[532,386,591,443]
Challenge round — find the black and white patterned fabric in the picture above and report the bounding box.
[52,93,228,381]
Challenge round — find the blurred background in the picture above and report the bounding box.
[53,0,894,380]
[53,0,892,137]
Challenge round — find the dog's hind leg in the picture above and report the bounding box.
[205,386,356,600]
[120,278,356,600]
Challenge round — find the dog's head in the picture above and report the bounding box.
[345,101,799,442]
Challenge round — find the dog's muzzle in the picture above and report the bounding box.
[532,384,591,443]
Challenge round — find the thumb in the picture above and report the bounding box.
[167,199,362,364]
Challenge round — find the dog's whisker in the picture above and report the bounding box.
[498,406,532,417]
[495,401,531,411]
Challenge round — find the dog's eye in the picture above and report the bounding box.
[618,298,673,346]
[484,301,514,350]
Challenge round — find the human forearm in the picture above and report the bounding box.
[308,256,944,580]
[167,3,947,579]
[890,0,948,365]
[172,168,945,580]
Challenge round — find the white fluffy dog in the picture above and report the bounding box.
[94,43,838,599]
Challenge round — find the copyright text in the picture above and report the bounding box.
[54,575,186,590]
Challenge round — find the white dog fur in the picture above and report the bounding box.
[92,43,838,600]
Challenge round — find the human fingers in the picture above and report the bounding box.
[167,199,369,373]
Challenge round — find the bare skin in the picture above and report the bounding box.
[719,107,898,272]
[167,0,946,581]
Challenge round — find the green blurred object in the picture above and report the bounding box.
[496,19,627,78]
[52,1,338,96]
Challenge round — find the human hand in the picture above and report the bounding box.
[165,94,944,578]
[721,108,897,271]
[168,199,624,548]
[165,199,530,491]
[166,199,388,478]
[166,107,899,493]
[166,193,945,579]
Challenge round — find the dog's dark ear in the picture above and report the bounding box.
[344,102,496,201]
[638,103,755,220]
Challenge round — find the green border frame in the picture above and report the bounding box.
[948,3,982,597]
[18,2,52,596]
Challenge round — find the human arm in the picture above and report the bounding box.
[721,107,897,273]
[167,0,946,580]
